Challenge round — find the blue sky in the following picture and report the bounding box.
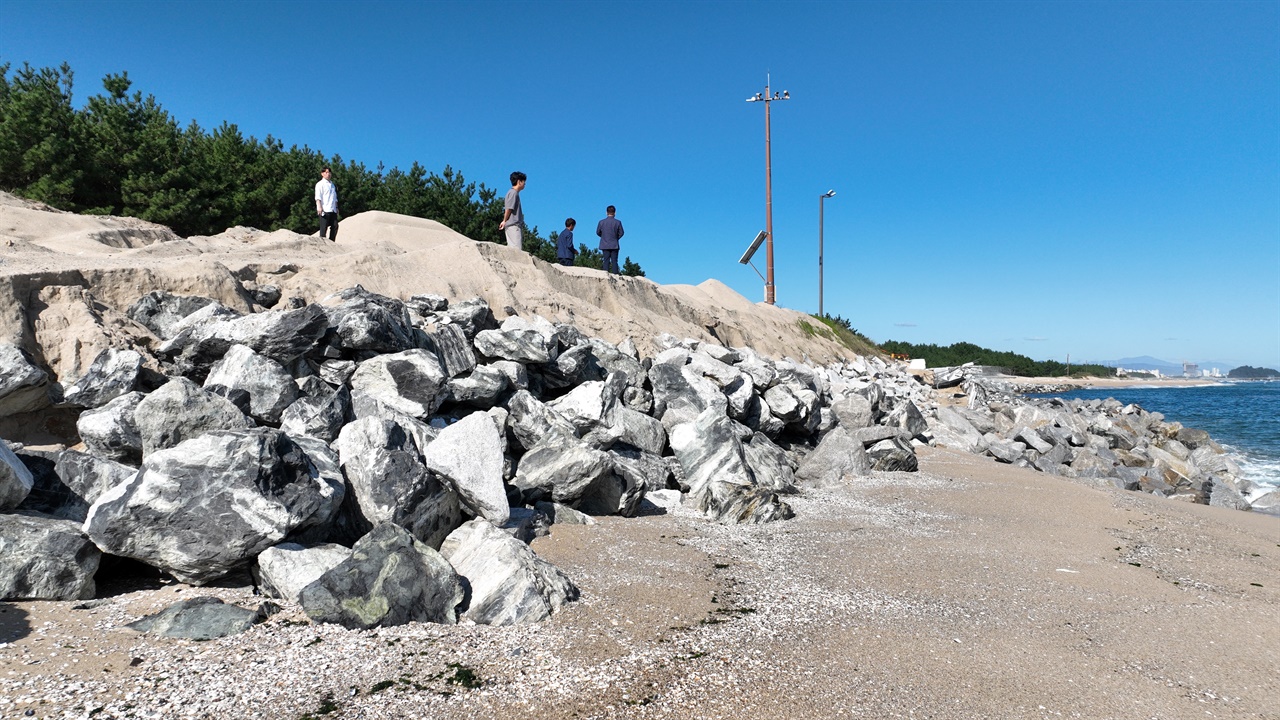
[4,0,1278,369]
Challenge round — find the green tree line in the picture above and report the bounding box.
[0,61,644,275]
[879,339,1117,378]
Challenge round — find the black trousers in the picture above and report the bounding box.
[318,212,338,240]
[602,248,619,273]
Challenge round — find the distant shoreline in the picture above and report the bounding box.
[1013,375,1225,390]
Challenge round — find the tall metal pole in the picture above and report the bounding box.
[746,79,788,305]
[818,193,824,318]
[818,189,834,318]
[764,82,775,305]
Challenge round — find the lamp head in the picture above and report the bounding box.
[823,189,836,198]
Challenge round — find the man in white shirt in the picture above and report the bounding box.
[315,167,339,241]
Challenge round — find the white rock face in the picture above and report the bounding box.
[421,412,510,524]
[439,519,578,626]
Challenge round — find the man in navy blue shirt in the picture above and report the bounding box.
[557,218,577,266]
[596,205,624,274]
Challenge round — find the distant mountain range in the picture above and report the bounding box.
[1088,356,1240,374]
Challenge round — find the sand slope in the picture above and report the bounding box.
[0,194,851,382]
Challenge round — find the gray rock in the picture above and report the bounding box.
[794,426,870,487]
[985,435,1027,464]
[743,433,798,494]
[867,436,919,472]
[317,359,357,387]
[533,501,596,525]
[334,417,463,549]
[421,413,509,524]
[60,348,143,409]
[830,394,873,430]
[0,513,100,600]
[733,347,778,389]
[649,353,729,429]
[252,284,282,309]
[885,399,928,438]
[586,338,646,389]
[669,408,794,524]
[76,391,145,463]
[498,507,552,544]
[299,522,464,629]
[505,390,577,451]
[0,343,51,416]
[17,450,134,522]
[161,304,328,377]
[474,327,553,364]
[321,286,417,353]
[127,597,263,639]
[763,384,802,423]
[1175,426,1212,450]
[280,386,351,442]
[512,437,615,505]
[425,323,478,378]
[349,349,447,420]
[439,519,578,625]
[1014,426,1053,455]
[134,378,254,456]
[1,439,35,510]
[203,344,299,424]
[1208,480,1250,510]
[578,451,649,517]
[445,364,509,408]
[440,298,497,340]
[84,428,344,584]
[254,542,353,603]
[126,291,218,340]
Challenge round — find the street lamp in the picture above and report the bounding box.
[818,189,835,317]
[746,77,790,305]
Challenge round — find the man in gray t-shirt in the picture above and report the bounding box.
[499,171,526,249]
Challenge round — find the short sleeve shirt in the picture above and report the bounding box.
[315,179,338,213]
[504,188,523,226]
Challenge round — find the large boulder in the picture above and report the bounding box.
[84,428,344,584]
[505,390,577,451]
[423,324,477,379]
[320,286,417,353]
[348,349,448,420]
[0,343,51,416]
[202,344,299,424]
[299,522,464,629]
[160,304,328,378]
[17,450,135,522]
[76,391,145,463]
[280,385,352,442]
[59,348,144,409]
[333,417,463,548]
[134,378,254,456]
[512,436,615,505]
[668,409,793,524]
[474,327,554,364]
[439,519,578,625]
[420,413,509,524]
[1,439,35,510]
[794,426,870,487]
[0,513,101,600]
[126,291,218,340]
[254,542,353,603]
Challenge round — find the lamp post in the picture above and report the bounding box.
[819,189,835,317]
[746,77,789,305]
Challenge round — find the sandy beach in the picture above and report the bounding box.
[2,196,1277,719]
[3,444,1277,719]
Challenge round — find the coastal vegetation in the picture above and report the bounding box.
[0,61,645,275]
[878,339,1116,378]
[803,314,881,357]
[1227,365,1280,379]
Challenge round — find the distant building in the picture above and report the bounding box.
[1182,362,1199,378]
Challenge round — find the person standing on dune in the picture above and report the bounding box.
[315,167,339,241]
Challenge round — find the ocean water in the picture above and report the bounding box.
[1035,382,1280,493]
